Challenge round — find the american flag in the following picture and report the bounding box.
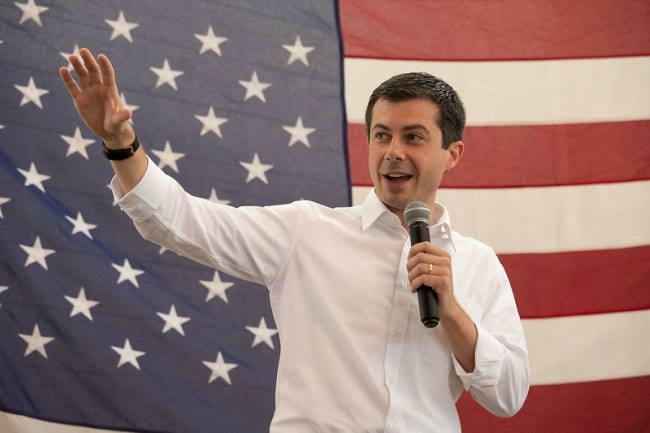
[1,1,649,432]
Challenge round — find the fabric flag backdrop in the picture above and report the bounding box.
[1,1,649,432]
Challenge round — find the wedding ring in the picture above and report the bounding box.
[427,263,433,274]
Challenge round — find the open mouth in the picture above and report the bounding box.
[383,173,413,184]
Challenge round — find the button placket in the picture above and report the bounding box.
[383,239,412,431]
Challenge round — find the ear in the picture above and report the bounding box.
[445,141,464,172]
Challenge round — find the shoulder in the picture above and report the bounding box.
[451,230,502,266]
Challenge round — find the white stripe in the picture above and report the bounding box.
[344,56,650,126]
[0,411,129,433]
[524,309,650,385]
[352,180,650,254]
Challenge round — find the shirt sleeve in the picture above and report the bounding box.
[109,157,299,286]
[452,260,531,417]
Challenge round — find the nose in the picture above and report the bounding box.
[385,138,405,161]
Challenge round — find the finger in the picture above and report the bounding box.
[80,48,102,85]
[69,53,90,88]
[406,250,447,272]
[410,274,443,293]
[408,260,444,282]
[408,241,446,258]
[97,53,117,88]
[59,66,82,99]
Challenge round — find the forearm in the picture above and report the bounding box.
[461,326,530,417]
[441,299,478,372]
[104,128,148,194]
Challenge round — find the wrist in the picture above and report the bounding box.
[102,134,140,160]
[102,129,136,150]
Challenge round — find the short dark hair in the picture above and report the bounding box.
[364,72,466,149]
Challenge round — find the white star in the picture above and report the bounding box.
[283,117,316,148]
[15,76,49,109]
[157,305,191,336]
[202,352,238,385]
[195,106,228,138]
[59,44,81,68]
[111,259,145,288]
[65,212,97,239]
[282,35,314,66]
[246,317,279,349]
[207,188,231,205]
[120,93,139,124]
[0,197,11,218]
[0,285,9,308]
[194,25,228,56]
[151,141,185,173]
[20,236,55,270]
[64,287,100,321]
[111,339,145,370]
[238,71,271,102]
[105,11,139,42]
[17,162,50,192]
[199,271,234,303]
[150,59,184,90]
[60,127,95,159]
[19,324,54,358]
[240,153,273,184]
[14,0,49,26]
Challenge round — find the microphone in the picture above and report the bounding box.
[404,201,440,328]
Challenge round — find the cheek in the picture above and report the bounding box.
[368,148,382,170]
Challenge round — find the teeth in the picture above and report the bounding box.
[387,173,409,178]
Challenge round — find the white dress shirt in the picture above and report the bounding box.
[112,158,529,433]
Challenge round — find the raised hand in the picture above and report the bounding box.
[59,48,134,147]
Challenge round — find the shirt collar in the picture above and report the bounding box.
[361,189,457,252]
[432,204,458,253]
[361,189,401,231]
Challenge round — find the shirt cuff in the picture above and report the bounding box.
[453,325,506,389]
[110,156,169,222]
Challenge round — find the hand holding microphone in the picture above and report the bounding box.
[404,201,440,328]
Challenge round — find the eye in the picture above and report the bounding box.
[374,132,389,141]
[405,133,422,142]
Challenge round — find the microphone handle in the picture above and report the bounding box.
[409,220,440,328]
[418,285,439,328]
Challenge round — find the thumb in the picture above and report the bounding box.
[106,108,132,134]
[113,108,132,125]
[103,93,132,132]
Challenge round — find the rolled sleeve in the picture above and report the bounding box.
[453,325,506,388]
[110,157,171,222]
[453,323,530,417]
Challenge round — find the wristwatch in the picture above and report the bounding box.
[102,135,140,160]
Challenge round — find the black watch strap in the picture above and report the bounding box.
[102,135,140,160]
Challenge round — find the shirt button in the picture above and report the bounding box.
[401,281,408,288]
[393,328,401,335]
[390,425,399,432]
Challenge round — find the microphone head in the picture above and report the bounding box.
[404,201,431,226]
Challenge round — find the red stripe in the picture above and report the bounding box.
[347,120,650,188]
[456,375,650,433]
[501,245,650,318]
[340,0,650,61]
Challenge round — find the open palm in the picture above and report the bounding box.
[59,48,131,141]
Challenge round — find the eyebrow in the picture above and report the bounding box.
[372,123,430,133]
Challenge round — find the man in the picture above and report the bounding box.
[60,48,529,432]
